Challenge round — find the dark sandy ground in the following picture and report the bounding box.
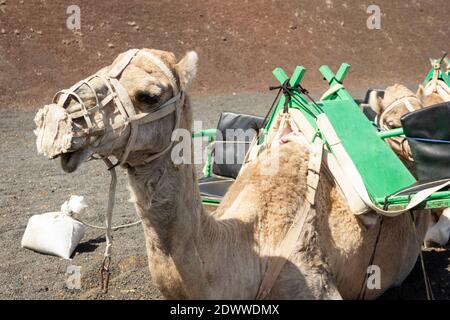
[1,0,450,109]
[1,0,450,300]
[0,93,449,300]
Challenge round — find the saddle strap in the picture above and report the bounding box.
[255,137,323,300]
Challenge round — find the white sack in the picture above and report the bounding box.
[21,196,88,260]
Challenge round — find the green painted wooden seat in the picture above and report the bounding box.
[265,63,450,211]
[320,99,416,200]
[195,62,450,210]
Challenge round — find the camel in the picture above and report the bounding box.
[416,57,450,107]
[368,84,423,163]
[369,84,450,247]
[416,84,446,107]
[36,48,430,299]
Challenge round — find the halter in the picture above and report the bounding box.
[53,48,185,167]
[377,95,422,162]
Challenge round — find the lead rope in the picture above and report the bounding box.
[357,216,384,300]
[100,158,117,293]
[409,211,435,300]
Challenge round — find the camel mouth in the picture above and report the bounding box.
[60,149,92,173]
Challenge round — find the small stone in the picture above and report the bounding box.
[289,24,297,30]
[14,29,19,35]
[134,25,140,31]
[127,21,136,26]
[36,30,42,35]
[1,28,5,34]
[0,0,6,5]
[108,43,115,48]
[221,36,227,41]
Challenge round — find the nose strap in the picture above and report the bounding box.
[108,49,179,95]
[108,49,140,78]
[136,51,179,94]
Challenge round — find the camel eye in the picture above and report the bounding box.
[136,92,160,105]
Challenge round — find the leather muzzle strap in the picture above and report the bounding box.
[106,49,182,166]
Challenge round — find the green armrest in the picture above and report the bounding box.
[192,128,217,178]
[192,128,217,140]
[377,128,404,139]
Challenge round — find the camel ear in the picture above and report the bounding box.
[416,85,425,101]
[175,51,198,90]
[368,90,382,114]
[429,58,435,67]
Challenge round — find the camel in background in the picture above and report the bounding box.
[369,83,450,247]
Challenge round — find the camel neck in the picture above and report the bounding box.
[126,153,208,297]
[126,153,203,250]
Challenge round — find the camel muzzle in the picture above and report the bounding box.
[34,48,184,168]
[34,103,88,159]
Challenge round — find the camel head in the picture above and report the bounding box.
[416,58,450,107]
[416,84,446,107]
[34,48,198,172]
[368,84,423,129]
[368,84,423,162]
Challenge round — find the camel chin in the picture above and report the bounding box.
[60,149,91,173]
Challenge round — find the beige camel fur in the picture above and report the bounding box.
[416,84,446,107]
[39,49,429,299]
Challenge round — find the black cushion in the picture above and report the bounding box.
[362,106,378,122]
[401,102,450,181]
[358,89,384,122]
[393,179,450,197]
[361,89,385,104]
[212,112,264,178]
[199,176,234,200]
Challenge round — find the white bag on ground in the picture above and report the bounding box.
[21,196,88,259]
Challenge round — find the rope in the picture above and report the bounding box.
[74,219,141,230]
[259,87,283,144]
[409,211,435,300]
[259,81,318,146]
[296,84,324,114]
[357,216,384,300]
[100,158,116,293]
[269,81,320,118]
